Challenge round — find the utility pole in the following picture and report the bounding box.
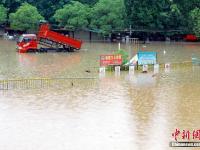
[129,25,132,36]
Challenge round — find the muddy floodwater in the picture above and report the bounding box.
[1,39,200,150]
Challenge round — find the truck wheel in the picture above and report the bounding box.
[63,45,69,52]
[27,49,36,53]
[68,47,75,52]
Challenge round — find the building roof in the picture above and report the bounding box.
[22,34,36,37]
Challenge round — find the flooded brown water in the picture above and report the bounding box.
[0,39,200,150]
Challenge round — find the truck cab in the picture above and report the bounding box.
[17,34,38,53]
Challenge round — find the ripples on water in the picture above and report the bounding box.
[0,40,200,150]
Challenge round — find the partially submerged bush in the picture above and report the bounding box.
[115,49,129,65]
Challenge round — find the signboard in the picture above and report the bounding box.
[137,51,157,65]
[100,54,122,66]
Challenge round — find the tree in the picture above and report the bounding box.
[24,0,70,22]
[0,0,23,13]
[189,8,200,37]
[54,1,90,29]
[124,0,186,31]
[0,5,7,24]
[9,3,44,31]
[174,0,200,17]
[125,0,166,29]
[76,0,98,5]
[90,0,125,35]
[167,4,184,29]
[0,0,199,34]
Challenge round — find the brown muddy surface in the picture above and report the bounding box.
[0,39,200,150]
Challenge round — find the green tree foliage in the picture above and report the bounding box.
[9,3,44,31]
[76,0,98,5]
[189,8,200,37]
[1,0,200,34]
[0,0,23,13]
[0,5,7,24]
[115,49,129,65]
[54,1,90,29]
[174,0,200,30]
[25,0,70,22]
[24,0,96,21]
[124,0,184,30]
[90,0,125,35]
[167,4,184,29]
[0,0,71,21]
[174,0,200,16]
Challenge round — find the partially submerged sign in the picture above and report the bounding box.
[100,54,122,66]
[137,51,157,65]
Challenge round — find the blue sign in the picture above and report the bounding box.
[137,51,157,65]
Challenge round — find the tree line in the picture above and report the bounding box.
[0,0,200,37]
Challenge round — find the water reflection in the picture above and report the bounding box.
[18,53,81,77]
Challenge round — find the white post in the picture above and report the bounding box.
[99,67,106,78]
[99,67,106,73]
[118,42,121,50]
[165,63,170,73]
[115,66,121,76]
[142,65,148,72]
[165,63,170,68]
[154,64,159,74]
[129,65,135,74]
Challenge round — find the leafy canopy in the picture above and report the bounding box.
[54,1,90,30]
[0,5,7,24]
[90,0,125,35]
[1,0,200,37]
[9,3,44,31]
[124,0,184,30]
[0,0,23,13]
[115,49,129,65]
[189,8,200,37]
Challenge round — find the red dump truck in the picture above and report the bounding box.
[17,23,82,53]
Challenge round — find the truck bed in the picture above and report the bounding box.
[37,24,82,50]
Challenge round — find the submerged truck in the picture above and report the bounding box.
[17,23,82,53]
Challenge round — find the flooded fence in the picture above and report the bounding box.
[0,77,97,90]
[192,55,200,65]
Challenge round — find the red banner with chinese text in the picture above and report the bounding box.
[100,54,122,66]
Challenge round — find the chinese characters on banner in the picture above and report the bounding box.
[100,54,122,66]
[172,129,200,141]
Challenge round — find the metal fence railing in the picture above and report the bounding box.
[0,77,97,90]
